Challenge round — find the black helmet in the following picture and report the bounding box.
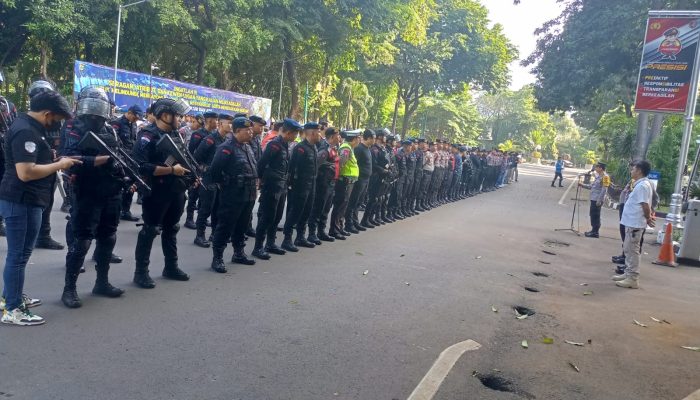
[75,86,111,119]
[151,98,192,118]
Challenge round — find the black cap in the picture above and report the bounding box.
[325,127,340,138]
[218,113,234,121]
[233,117,252,130]
[194,113,204,123]
[401,139,412,145]
[595,162,607,170]
[249,115,266,125]
[29,90,72,119]
[417,138,426,143]
[282,118,303,131]
[386,134,396,141]
[203,111,219,119]
[362,129,376,140]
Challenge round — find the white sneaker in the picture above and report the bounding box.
[615,278,639,289]
[0,294,42,311]
[611,274,626,281]
[1,307,45,326]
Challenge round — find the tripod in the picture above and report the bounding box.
[555,174,584,235]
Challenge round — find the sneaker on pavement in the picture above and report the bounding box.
[1,306,45,326]
[1,294,42,311]
[615,278,639,289]
[611,274,627,281]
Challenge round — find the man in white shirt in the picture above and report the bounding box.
[613,160,655,289]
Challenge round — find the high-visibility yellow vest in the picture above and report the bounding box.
[339,142,359,177]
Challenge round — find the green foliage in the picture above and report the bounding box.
[498,140,516,152]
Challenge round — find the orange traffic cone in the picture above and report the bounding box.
[653,223,678,267]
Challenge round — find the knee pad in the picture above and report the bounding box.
[72,239,92,257]
[139,224,161,240]
[95,233,117,250]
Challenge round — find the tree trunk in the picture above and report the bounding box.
[313,55,331,120]
[196,46,206,85]
[391,85,400,134]
[283,39,300,119]
[623,102,633,118]
[84,41,94,62]
[39,43,48,79]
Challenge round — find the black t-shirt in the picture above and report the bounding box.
[0,113,56,208]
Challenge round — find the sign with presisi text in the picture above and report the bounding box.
[634,17,700,114]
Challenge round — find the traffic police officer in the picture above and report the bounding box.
[61,87,127,308]
[282,122,321,252]
[580,162,610,238]
[251,118,302,260]
[132,98,193,288]
[209,117,258,271]
[329,130,360,240]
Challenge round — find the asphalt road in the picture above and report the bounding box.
[1,164,698,400]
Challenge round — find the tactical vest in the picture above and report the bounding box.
[339,142,359,178]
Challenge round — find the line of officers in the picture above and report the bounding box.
[52,87,505,309]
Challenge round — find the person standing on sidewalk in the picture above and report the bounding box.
[1,91,81,325]
[551,156,564,187]
[613,160,654,289]
[580,162,610,238]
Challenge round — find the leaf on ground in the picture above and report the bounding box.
[475,255,482,259]
[650,316,662,323]
[491,306,498,313]
[355,251,364,256]
[538,260,552,264]
[568,362,580,372]
[542,250,557,255]
[521,340,529,349]
[633,319,648,328]
[289,300,298,305]
[362,270,369,276]
[583,291,593,296]
[663,319,672,325]
[516,314,529,320]
[580,283,588,286]
[400,254,405,257]
[405,282,410,286]
[565,340,585,347]
[542,337,554,344]
[681,346,700,351]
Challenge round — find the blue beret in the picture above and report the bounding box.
[203,111,219,119]
[401,140,412,145]
[128,104,144,117]
[233,117,252,130]
[218,113,233,121]
[304,121,320,130]
[282,118,303,131]
[417,138,426,143]
[249,115,266,125]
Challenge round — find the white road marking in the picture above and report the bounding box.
[682,388,700,400]
[407,339,482,400]
[558,177,577,206]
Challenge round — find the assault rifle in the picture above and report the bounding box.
[78,131,152,196]
[155,133,207,190]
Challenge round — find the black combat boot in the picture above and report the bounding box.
[307,230,322,246]
[194,228,210,248]
[92,264,124,298]
[252,238,271,260]
[295,230,316,248]
[184,211,196,229]
[211,247,227,273]
[61,272,82,308]
[360,212,375,229]
[133,263,155,289]
[281,235,299,252]
[162,263,190,281]
[318,227,335,242]
[265,234,287,255]
[232,248,256,265]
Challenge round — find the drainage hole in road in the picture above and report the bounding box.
[513,306,536,316]
[476,374,536,399]
[532,272,549,277]
[544,240,570,248]
[524,287,540,293]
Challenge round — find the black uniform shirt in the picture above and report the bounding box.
[0,113,56,208]
[288,139,318,189]
[257,135,289,190]
[111,115,136,150]
[132,124,189,194]
[188,128,210,154]
[395,148,407,178]
[354,142,372,179]
[250,134,262,163]
[370,143,389,178]
[209,136,257,202]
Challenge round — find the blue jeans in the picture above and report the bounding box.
[0,200,43,310]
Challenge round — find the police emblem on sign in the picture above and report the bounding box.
[24,141,36,153]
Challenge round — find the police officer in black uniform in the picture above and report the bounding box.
[307,127,340,245]
[361,129,388,228]
[382,133,398,223]
[282,122,321,252]
[412,138,425,212]
[390,139,409,220]
[345,129,374,233]
[246,115,265,237]
[251,118,301,260]
[112,104,144,222]
[184,111,218,229]
[209,117,257,272]
[402,140,416,217]
[131,98,193,288]
[192,113,232,247]
[60,87,127,308]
